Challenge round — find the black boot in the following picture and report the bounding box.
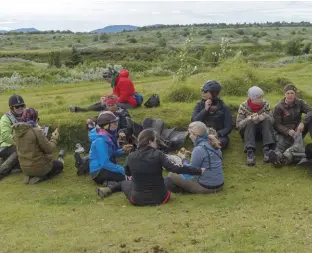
[246,149,256,166]
[263,146,270,163]
[268,150,283,168]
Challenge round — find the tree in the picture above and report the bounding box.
[48,51,62,68]
[65,47,83,68]
[158,38,167,47]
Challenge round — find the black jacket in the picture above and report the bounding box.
[125,147,201,206]
[191,99,233,137]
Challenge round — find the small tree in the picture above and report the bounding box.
[286,38,302,56]
[48,51,62,68]
[65,47,83,68]
[158,37,166,47]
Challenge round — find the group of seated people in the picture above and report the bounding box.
[0,67,312,208]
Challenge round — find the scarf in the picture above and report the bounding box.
[110,71,120,88]
[10,110,23,122]
[247,99,263,112]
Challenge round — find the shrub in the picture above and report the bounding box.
[166,84,198,102]
[302,43,311,54]
[271,41,283,52]
[285,38,302,56]
[127,37,137,43]
[236,29,245,35]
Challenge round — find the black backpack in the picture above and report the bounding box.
[144,94,160,108]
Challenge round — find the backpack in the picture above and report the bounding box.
[144,94,160,108]
[133,92,144,106]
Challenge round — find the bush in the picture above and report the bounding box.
[302,43,311,54]
[236,29,245,35]
[166,84,198,102]
[127,37,137,43]
[285,38,302,56]
[271,41,283,52]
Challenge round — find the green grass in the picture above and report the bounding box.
[1,62,312,253]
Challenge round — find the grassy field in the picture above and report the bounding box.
[1,57,312,253]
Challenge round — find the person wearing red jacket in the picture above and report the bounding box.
[103,68,138,109]
[69,68,140,113]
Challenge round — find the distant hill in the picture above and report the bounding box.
[0,30,7,33]
[90,25,138,34]
[11,28,40,33]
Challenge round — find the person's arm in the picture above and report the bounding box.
[218,105,233,136]
[124,157,131,176]
[236,104,250,131]
[160,151,202,175]
[300,100,312,124]
[117,80,133,103]
[95,138,125,175]
[33,128,57,154]
[191,102,208,122]
[273,106,291,135]
[0,115,14,145]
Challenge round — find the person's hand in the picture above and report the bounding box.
[247,115,252,120]
[122,144,133,153]
[288,129,296,138]
[100,96,106,105]
[297,123,305,133]
[258,113,266,122]
[177,151,186,160]
[251,113,259,122]
[52,128,59,139]
[200,168,206,174]
[205,99,212,111]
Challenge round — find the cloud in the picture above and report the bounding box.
[1,1,312,31]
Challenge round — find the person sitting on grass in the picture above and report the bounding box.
[12,108,65,184]
[85,94,130,133]
[167,121,224,194]
[0,94,26,180]
[88,111,133,185]
[236,86,275,166]
[96,129,205,206]
[69,67,140,112]
[268,84,312,166]
[191,80,232,150]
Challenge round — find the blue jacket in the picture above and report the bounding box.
[184,135,224,187]
[88,128,125,175]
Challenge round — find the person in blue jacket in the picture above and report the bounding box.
[88,111,132,184]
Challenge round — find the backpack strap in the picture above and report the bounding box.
[4,112,18,125]
[198,144,222,169]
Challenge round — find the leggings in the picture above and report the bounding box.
[93,169,125,185]
[75,102,106,112]
[43,160,64,180]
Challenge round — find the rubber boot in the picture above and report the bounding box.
[96,187,113,199]
[0,152,18,177]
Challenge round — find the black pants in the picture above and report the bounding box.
[93,169,125,185]
[219,136,229,150]
[240,119,275,151]
[75,102,106,112]
[276,120,312,153]
[44,160,64,180]
[0,145,16,160]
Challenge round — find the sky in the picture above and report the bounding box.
[1,0,312,32]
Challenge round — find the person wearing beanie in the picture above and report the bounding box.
[88,111,133,185]
[268,84,312,166]
[85,94,131,132]
[191,80,233,150]
[0,94,26,180]
[12,108,65,184]
[236,86,275,166]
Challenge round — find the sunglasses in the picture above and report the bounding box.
[201,89,209,93]
[14,105,25,109]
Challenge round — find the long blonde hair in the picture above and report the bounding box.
[188,121,221,149]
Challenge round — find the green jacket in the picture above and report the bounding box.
[0,112,19,147]
[13,123,58,177]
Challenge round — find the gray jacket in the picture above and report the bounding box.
[188,137,224,187]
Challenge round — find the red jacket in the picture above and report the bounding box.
[113,69,137,107]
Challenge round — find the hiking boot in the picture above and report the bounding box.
[246,149,256,166]
[263,147,270,163]
[0,152,18,175]
[69,105,77,113]
[268,150,283,168]
[24,175,30,184]
[28,177,43,184]
[75,143,85,154]
[96,187,112,199]
[74,152,83,168]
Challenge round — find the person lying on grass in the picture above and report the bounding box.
[268,84,312,167]
[88,111,133,185]
[191,80,232,150]
[167,122,224,194]
[0,94,26,180]
[96,129,205,206]
[12,108,65,184]
[236,86,275,166]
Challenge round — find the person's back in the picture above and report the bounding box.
[13,122,57,177]
[194,140,223,188]
[126,147,167,205]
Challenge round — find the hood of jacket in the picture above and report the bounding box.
[12,122,32,138]
[118,69,129,78]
